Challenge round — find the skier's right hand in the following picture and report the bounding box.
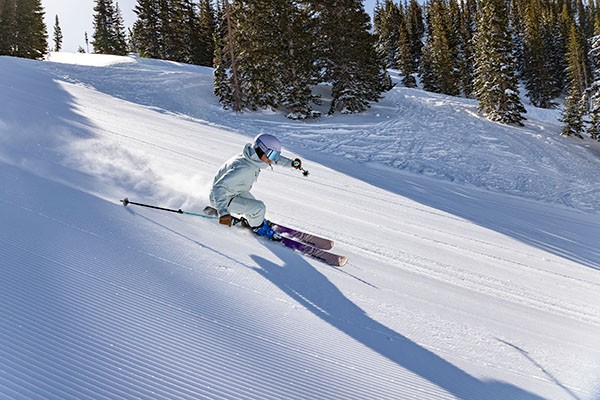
[219,214,233,227]
[291,158,302,169]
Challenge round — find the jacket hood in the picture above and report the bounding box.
[242,143,268,168]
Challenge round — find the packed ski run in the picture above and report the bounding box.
[1,53,600,400]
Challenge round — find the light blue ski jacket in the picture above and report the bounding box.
[209,143,293,217]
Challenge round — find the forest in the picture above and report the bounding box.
[2,0,600,139]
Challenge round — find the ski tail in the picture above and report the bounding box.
[280,238,348,267]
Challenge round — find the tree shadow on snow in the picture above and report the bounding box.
[251,247,545,400]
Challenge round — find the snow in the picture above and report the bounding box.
[1,52,599,399]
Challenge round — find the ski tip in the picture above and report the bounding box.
[121,197,130,206]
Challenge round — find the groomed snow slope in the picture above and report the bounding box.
[1,53,599,400]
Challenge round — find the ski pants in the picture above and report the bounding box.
[228,192,265,228]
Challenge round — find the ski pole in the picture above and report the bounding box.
[120,197,217,219]
[300,167,310,177]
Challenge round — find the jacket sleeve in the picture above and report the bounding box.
[273,154,293,168]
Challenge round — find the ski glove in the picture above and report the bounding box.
[219,214,233,227]
[292,158,302,169]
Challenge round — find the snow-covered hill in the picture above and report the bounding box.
[1,53,599,400]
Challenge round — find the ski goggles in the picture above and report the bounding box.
[264,148,281,161]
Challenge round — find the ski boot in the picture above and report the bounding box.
[252,220,281,240]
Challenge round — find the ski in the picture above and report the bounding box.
[271,224,333,250]
[203,206,347,267]
[203,206,334,250]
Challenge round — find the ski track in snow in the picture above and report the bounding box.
[1,54,599,400]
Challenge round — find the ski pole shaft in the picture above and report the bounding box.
[120,198,217,219]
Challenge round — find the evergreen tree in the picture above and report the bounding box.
[523,0,555,108]
[92,0,115,53]
[213,0,243,112]
[561,20,589,138]
[457,0,476,97]
[374,0,402,68]
[53,15,63,52]
[112,3,128,55]
[161,0,190,61]
[406,0,425,72]
[12,0,47,59]
[587,33,600,140]
[132,0,162,58]
[235,0,286,110]
[314,0,392,114]
[278,1,320,118]
[473,0,526,125]
[420,0,460,96]
[196,0,216,66]
[543,2,569,98]
[508,0,526,75]
[180,0,200,64]
[397,10,417,87]
[0,0,17,55]
[92,0,127,55]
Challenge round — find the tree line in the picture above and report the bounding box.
[4,0,600,137]
[375,0,600,139]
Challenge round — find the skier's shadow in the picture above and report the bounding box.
[251,246,546,400]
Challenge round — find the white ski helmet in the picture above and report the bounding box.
[253,133,281,161]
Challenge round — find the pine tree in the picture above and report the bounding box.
[542,2,569,99]
[315,0,392,114]
[561,20,589,138]
[195,0,216,66]
[473,0,526,125]
[279,1,320,119]
[456,0,476,97]
[112,3,128,55]
[213,0,243,112]
[397,10,417,87]
[523,0,555,108]
[587,33,600,140]
[180,0,200,64]
[53,14,62,52]
[92,0,115,53]
[420,0,460,96]
[159,0,187,61]
[227,0,317,116]
[374,0,402,68]
[12,0,47,59]
[406,0,425,72]
[92,0,126,55]
[132,0,162,58]
[0,0,17,56]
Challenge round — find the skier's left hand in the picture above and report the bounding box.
[292,158,302,169]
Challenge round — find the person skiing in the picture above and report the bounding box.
[209,133,302,239]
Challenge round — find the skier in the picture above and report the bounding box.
[209,133,302,239]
